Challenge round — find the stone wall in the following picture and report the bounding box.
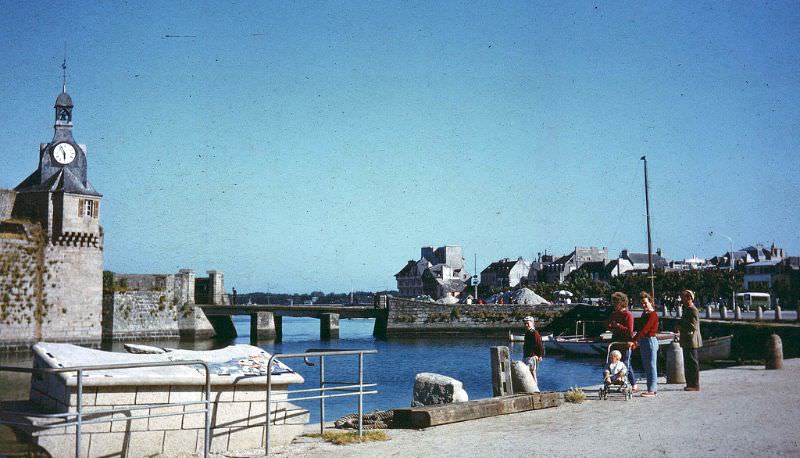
[0,221,101,349]
[102,270,215,342]
[384,296,573,337]
[0,189,16,220]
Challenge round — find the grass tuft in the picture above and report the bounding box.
[304,430,390,445]
[564,386,586,403]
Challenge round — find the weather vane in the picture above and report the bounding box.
[62,44,67,92]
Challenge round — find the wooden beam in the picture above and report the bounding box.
[393,393,562,429]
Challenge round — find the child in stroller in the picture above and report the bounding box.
[600,348,632,400]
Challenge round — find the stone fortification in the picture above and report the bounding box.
[102,270,215,342]
[383,296,573,337]
[0,220,101,349]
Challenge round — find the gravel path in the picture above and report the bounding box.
[240,359,800,457]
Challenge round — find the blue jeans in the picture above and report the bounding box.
[624,347,637,387]
[638,336,659,393]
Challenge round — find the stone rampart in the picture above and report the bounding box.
[0,221,101,349]
[384,296,573,337]
[102,270,215,342]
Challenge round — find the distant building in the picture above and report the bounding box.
[395,245,470,299]
[670,256,708,271]
[608,248,670,277]
[709,243,785,270]
[743,256,798,291]
[481,257,531,289]
[541,246,608,283]
[526,253,554,284]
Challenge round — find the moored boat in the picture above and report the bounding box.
[699,335,733,362]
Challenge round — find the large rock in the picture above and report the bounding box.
[511,360,540,393]
[412,373,469,407]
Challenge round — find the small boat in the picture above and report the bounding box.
[548,330,677,357]
[699,335,733,362]
[508,331,524,342]
[508,331,554,346]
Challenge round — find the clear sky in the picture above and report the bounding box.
[1,1,798,293]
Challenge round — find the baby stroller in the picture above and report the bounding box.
[598,342,632,401]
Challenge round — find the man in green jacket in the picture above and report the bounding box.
[679,289,703,391]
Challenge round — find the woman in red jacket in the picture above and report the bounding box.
[607,292,637,391]
[632,291,659,397]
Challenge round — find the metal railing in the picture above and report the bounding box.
[0,360,212,458]
[264,348,378,456]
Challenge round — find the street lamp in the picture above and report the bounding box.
[709,231,736,310]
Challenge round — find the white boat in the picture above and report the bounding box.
[548,329,677,356]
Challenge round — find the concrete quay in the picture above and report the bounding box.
[258,359,800,458]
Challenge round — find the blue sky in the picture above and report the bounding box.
[1,1,798,292]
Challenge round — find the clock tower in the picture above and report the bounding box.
[8,77,104,344]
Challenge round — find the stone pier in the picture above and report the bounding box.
[320,313,339,340]
[250,312,281,343]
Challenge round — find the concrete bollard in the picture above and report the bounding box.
[677,306,683,318]
[765,334,783,370]
[719,306,728,320]
[734,306,742,320]
[490,346,513,396]
[756,306,763,320]
[666,342,686,384]
[775,306,782,321]
[705,306,712,319]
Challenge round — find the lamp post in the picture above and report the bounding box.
[709,231,736,310]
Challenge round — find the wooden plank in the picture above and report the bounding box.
[393,393,562,429]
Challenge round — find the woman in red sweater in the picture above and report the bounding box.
[607,292,637,390]
[632,291,659,397]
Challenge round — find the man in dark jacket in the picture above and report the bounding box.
[523,316,544,385]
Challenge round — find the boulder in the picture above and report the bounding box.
[511,360,540,393]
[412,373,469,407]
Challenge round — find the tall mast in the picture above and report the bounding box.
[641,156,656,301]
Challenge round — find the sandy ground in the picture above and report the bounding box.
[236,359,800,458]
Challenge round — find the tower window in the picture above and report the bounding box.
[78,199,99,218]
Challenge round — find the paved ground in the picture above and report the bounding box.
[252,359,800,458]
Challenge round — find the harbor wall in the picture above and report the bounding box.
[661,317,800,360]
[382,296,575,337]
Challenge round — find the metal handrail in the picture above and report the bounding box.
[265,349,378,456]
[0,360,211,458]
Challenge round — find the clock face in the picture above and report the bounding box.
[53,142,76,165]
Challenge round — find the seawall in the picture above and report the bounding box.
[382,296,576,337]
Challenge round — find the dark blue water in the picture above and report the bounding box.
[231,316,600,423]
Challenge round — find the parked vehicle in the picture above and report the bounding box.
[736,292,771,311]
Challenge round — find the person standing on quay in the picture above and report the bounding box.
[522,316,544,387]
[607,292,637,391]
[678,289,703,391]
[632,291,659,397]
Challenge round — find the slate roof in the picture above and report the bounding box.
[623,251,669,269]
[15,167,101,197]
[55,91,73,107]
[395,260,417,277]
[481,259,518,274]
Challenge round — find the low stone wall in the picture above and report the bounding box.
[16,343,308,457]
[384,297,573,337]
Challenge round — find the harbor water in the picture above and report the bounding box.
[0,317,602,427]
[232,316,600,423]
